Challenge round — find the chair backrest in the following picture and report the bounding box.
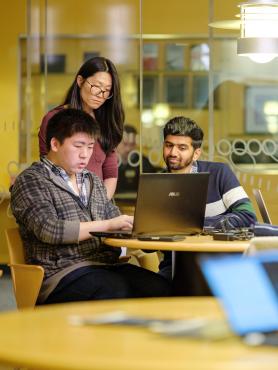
[5,227,44,309]
[5,227,25,264]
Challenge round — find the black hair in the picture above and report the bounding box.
[63,56,124,153]
[46,108,100,152]
[163,116,204,149]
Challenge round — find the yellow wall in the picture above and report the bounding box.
[142,0,208,34]
[0,2,26,263]
[0,2,25,189]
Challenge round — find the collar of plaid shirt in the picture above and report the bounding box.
[191,161,198,173]
[41,157,89,206]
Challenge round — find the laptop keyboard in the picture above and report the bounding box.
[90,232,187,241]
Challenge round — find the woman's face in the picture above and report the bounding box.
[77,71,112,114]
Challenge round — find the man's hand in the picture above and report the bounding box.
[107,215,133,231]
[79,215,133,241]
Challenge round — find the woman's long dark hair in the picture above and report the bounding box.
[63,56,124,153]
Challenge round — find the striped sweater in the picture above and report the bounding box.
[196,161,256,228]
[159,161,257,277]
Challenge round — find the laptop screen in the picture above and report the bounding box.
[200,252,278,335]
[91,172,210,239]
[133,172,210,236]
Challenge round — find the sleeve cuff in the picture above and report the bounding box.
[63,221,80,243]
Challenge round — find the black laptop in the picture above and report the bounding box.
[91,172,210,240]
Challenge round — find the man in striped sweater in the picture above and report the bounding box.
[159,116,257,282]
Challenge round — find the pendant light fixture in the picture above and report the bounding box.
[237,0,278,63]
[209,0,278,63]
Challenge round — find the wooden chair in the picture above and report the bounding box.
[4,228,159,309]
[5,227,44,309]
[127,250,160,272]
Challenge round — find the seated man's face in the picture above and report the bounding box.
[163,135,201,173]
[51,133,95,175]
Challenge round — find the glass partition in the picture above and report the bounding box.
[140,36,216,173]
[18,0,278,222]
[19,0,141,180]
[20,0,212,201]
[19,0,225,202]
[211,0,278,223]
[140,0,210,178]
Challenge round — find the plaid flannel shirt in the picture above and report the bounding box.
[42,157,89,206]
[11,161,121,280]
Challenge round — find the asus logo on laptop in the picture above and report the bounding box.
[168,191,180,197]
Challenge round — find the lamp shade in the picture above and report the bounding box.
[237,0,278,63]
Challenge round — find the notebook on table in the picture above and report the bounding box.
[200,252,278,345]
[91,172,210,241]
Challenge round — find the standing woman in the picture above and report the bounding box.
[38,56,124,199]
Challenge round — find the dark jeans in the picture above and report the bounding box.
[44,263,172,304]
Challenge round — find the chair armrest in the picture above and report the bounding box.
[9,263,44,309]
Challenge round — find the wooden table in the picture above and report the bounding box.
[0,298,278,370]
[0,297,277,370]
[104,234,249,253]
[105,235,250,295]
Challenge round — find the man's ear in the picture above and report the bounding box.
[193,147,202,161]
[77,75,84,88]
[50,137,60,152]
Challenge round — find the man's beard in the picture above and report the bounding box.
[165,154,194,172]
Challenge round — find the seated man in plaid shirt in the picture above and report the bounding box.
[11,108,171,304]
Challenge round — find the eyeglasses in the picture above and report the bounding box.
[85,80,113,100]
